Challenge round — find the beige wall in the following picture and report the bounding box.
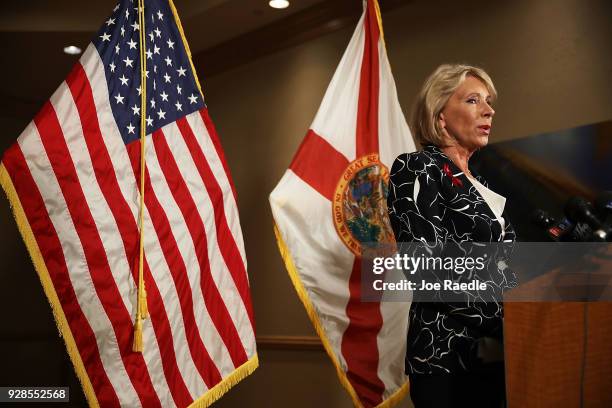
[203,0,612,330]
[199,0,612,406]
[203,0,612,334]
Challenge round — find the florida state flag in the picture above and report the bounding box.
[270,1,416,406]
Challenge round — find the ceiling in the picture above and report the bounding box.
[0,0,325,51]
[0,0,408,120]
[0,0,329,118]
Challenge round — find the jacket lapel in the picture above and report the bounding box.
[423,145,504,241]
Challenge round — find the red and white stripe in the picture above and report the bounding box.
[270,1,415,406]
[2,41,256,407]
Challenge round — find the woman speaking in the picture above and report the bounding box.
[387,64,516,407]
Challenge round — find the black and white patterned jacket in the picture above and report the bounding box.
[387,144,517,375]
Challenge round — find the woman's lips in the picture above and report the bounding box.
[477,125,491,135]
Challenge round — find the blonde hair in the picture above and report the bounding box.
[411,64,497,146]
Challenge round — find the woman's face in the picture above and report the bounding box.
[439,76,495,152]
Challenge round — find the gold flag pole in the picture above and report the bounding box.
[133,0,149,353]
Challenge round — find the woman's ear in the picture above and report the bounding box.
[438,112,446,129]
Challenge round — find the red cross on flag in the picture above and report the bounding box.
[270,0,416,406]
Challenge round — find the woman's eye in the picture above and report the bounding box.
[467,98,477,104]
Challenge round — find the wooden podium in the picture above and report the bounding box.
[504,302,612,407]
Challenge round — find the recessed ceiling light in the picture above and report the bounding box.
[63,45,82,55]
[269,0,289,9]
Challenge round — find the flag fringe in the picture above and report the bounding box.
[272,223,361,406]
[378,382,410,408]
[0,163,100,408]
[188,354,259,408]
[273,223,410,408]
[272,223,361,405]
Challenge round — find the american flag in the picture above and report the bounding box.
[0,0,257,407]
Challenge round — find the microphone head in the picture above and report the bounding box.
[564,196,589,221]
[569,222,596,242]
[564,196,603,229]
[595,191,612,213]
[547,217,575,241]
[531,209,555,228]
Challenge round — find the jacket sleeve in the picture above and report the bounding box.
[387,152,445,245]
[387,152,448,298]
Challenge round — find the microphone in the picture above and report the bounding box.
[568,222,596,242]
[531,209,555,229]
[531,209,580,241]
[564,197,603,228]
[547,217,577,241]
[594,192,612,242]
[564,197,607,241]
[594,191,612,216]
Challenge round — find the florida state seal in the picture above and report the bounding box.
[332,154,395,256]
